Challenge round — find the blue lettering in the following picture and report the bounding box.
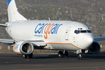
[35,23,63,35]
[38,23,45,34]
[34,23,41,33]
[55,24,62,34]
[51,24,62,34]
[35,23,48,34]
[51,24,57,34]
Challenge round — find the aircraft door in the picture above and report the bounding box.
[73,30,83,47]
[65,27,71,41]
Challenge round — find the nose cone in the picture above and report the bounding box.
[83,34,93,49]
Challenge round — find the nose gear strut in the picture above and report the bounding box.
[76,50,83,60]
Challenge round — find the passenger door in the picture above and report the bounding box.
[65,27,71,41]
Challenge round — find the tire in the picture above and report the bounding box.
[58,51,64,58]
[27,53,33,59]
[64,51,68,57]
[78,54,83,60]
[23,53,33,59]
[23,55,27,58]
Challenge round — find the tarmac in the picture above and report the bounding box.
[0,53,105,70]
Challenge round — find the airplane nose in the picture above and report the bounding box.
[83,34,93,49]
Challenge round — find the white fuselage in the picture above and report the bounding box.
[5,20,94,51]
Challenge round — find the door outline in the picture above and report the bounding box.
[65,27,71,41]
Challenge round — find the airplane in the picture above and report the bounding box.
[0,0,105,60]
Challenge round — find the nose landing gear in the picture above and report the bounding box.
[78,53,83,60]
[77,50,83,60]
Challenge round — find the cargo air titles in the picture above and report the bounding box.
[34,23,62,39]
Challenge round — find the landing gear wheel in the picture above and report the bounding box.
[27,53,33,59]
[64,51,68,57]
[58,51,64,58]
[23,55,27,58]
[78,53,83,60]
[23,53,33,59]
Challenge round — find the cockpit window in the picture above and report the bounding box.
[81,30,87,33]
[87,30,91,33]
[74,30,91,34]
[75,30,80,34]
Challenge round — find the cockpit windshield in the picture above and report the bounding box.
[74,30,91,34]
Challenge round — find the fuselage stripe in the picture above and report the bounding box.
[45,43,82,49]
[14,52,21,54]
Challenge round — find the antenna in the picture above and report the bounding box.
[48,17,50,21]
